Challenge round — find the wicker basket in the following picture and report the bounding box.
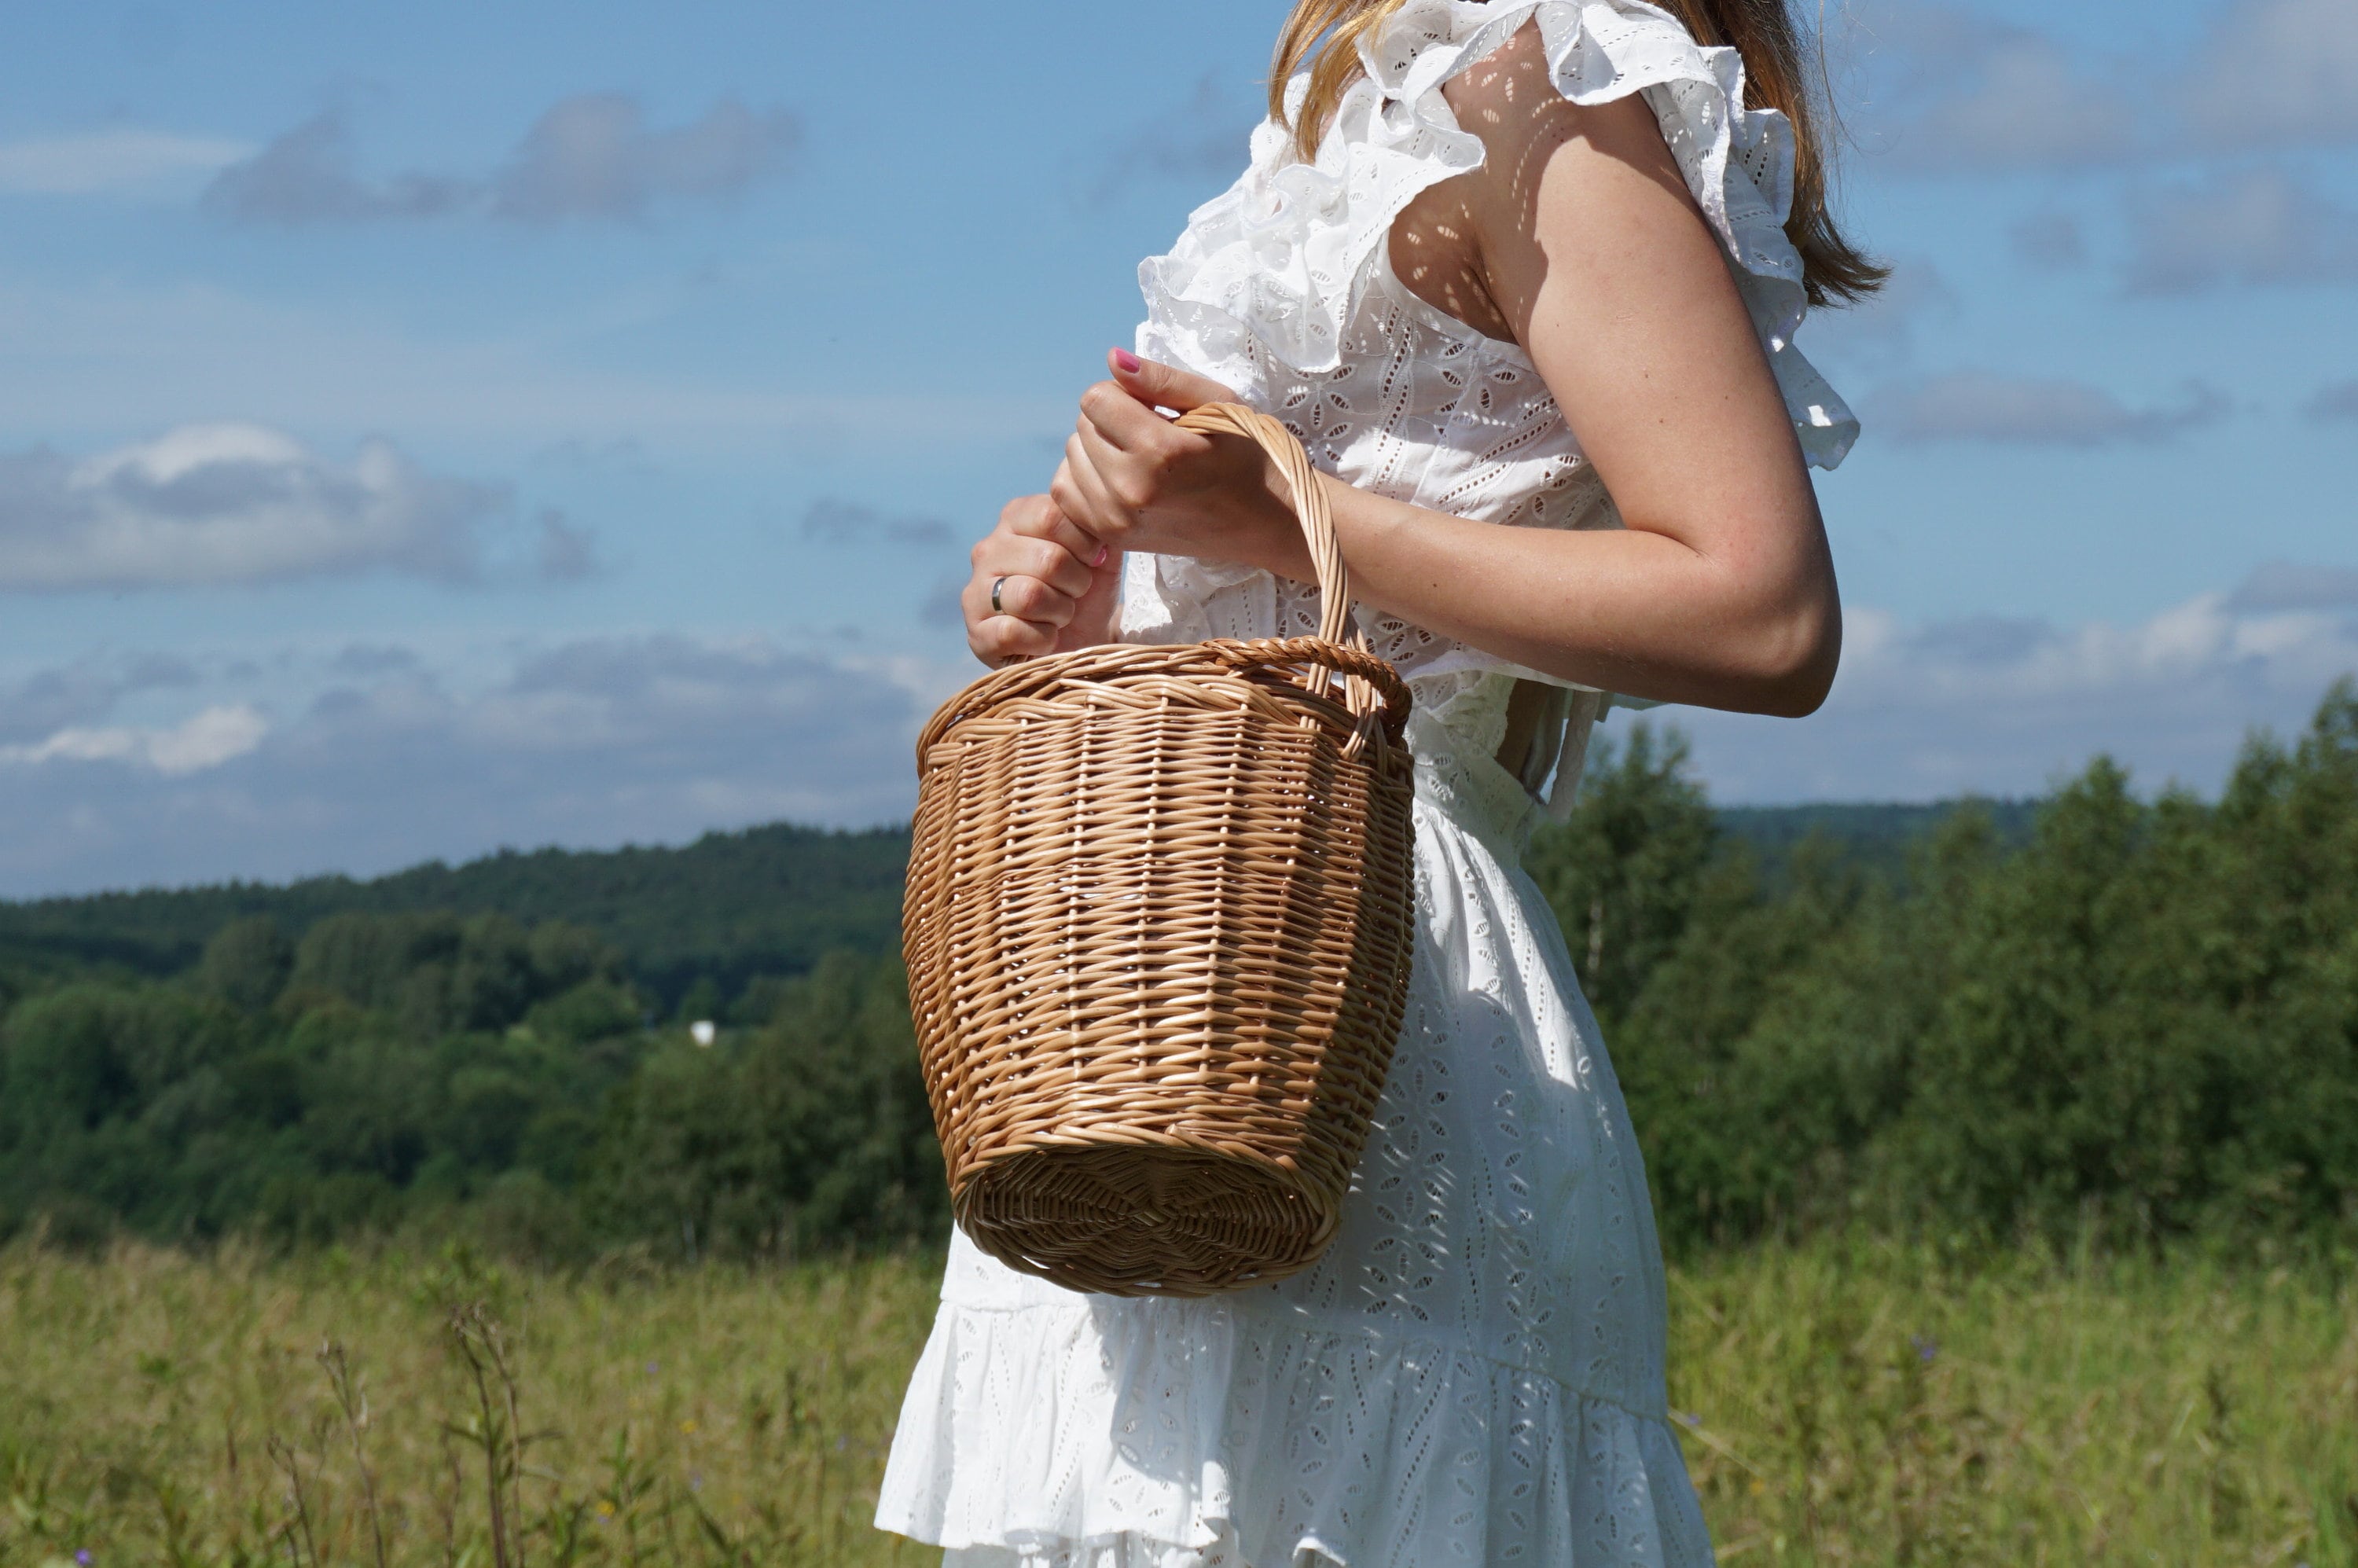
[902,403,1417,1298]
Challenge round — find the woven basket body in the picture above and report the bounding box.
[904,406,1416,1297]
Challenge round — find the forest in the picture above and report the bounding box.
[2,678,2352,1262]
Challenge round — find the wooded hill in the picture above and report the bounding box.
[0,802,2026,1010]
[0,824,909,1011]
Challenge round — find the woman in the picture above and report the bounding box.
[880,0,1878,1561]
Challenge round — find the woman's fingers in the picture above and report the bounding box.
[977,571,1076,627]
[969,614,1056,663]
[1072,413,1159,516]
[964,493,1121,667]
[1050,435,1129,542]
[997,494,1106,565]
[1078,380,1185,455]
[971,525,1094,600]
[1105,348,1238,415]
[964,572,1065,663]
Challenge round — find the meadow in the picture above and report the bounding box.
[3,1238,2352,1568]
[6,689,2356,1565]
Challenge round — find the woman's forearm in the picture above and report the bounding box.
[1280,472,1841,718]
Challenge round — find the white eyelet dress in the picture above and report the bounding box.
[876,4,1856,1564]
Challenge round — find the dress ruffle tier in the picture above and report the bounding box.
[878,1291,1714,1567]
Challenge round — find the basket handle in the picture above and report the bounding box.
[1172,403,1357,649]
[1171,403,1383,720]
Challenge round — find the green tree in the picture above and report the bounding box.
[585,952,946,1258]
[1526,722,1721,1026]
[198,916,293,1011]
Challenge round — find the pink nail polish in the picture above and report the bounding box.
[1092,543,1110,567]
[1112,348,1141,373]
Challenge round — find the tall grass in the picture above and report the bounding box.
[1666,1240,2358,1565]
[2,1238,2352,1566]
[0,1240,939,1566]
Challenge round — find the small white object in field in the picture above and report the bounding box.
[689,1019,717,1048]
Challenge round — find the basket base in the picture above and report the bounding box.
[955,1144,1339,1298]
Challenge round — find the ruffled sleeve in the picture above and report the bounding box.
[1138,0,1858,468]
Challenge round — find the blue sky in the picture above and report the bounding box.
[0,0,2352,894]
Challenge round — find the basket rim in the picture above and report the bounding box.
[919,635,1413,758]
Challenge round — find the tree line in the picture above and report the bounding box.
[1,680,2352,1260]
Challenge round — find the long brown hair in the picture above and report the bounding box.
[1267,0,1885,305]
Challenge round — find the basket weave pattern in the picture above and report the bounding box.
[903,405,1417,1297]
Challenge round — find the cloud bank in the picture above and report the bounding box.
[1862,0,2358,169]
[204,94,801,226]
[6,586,2356,894]
[2125,168,2358,292]
[1677,579,2358,803]
[0,635,928,896]
[2180,0,2358,149]
[1870,373,2228,446]
[1872,17,2139,172]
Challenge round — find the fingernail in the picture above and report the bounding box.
[1092,543,1110,567]
[1112,348,1141,373]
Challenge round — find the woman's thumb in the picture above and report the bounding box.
[1109,348,1234,413]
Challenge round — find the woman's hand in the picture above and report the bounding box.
[1049,350,1316,582]
[960,494,1121,666]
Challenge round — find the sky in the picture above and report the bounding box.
[0,0,2352,896]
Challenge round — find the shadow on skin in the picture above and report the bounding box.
[1387,21,1699,346]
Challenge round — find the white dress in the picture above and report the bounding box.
[876,3,1855,1563]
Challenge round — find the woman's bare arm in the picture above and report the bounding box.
[979,23,1841,717]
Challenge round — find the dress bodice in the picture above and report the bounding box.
[1118,0,1857,822]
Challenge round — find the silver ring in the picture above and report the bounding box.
[990,575,1008,615]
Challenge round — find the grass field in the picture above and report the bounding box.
[2,1237,2353,1566]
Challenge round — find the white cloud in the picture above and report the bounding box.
[203,95,800,226]
[2125,167,2358,292]
[1675,590,2358,802]
[2180,0,2358,148]
[0,424,512,590]
[0,705,266,776]
[1871,373,2229,446]
[0,128,249,194]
